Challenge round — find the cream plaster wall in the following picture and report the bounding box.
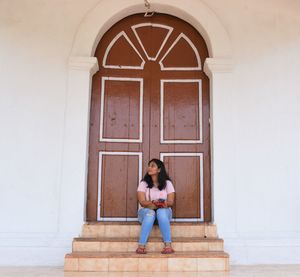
[0,0,299,265]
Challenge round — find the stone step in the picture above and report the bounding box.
[73,237,224,252]
[82,222,218,238]
[64,251,229,272]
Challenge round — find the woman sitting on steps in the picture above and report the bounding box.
[136,158,175,254]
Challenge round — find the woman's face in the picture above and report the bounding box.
[147,161,161,176]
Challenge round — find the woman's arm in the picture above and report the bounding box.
[166,192,175,207]
[137,191,157,209]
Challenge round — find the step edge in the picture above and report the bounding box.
[65,251,229,258]
[84,222,216,226]
[73,237,224,242]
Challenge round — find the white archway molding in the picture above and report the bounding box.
[59,0,235,233]
[71,0,232,58]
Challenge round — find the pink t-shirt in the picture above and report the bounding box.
[137,180,175,202]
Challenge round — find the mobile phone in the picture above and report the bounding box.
[158,198,165,203]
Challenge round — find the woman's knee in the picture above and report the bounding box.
[142,208,156,220]
[156,208,170,220]
[138,208,156,223]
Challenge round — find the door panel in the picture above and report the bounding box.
[160,34,201,69]
[104,32,144,68]
[162,80,202,142]
[101,78,142,142]
[99,153,140,219]
[161,154,203,219]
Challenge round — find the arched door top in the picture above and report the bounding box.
[70,0,232,59]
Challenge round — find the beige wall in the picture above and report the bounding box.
[0,0,299,265]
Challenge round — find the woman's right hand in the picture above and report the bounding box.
[139,199,157,209]
[148,203,158,210]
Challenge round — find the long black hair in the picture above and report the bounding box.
[142,159,171,191]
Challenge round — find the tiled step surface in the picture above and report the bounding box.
[81,222,218,238]
[65,251,229,272]
[73,237,224,252]
[65,222,229,272]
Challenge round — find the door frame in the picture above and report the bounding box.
[59,0,234,232]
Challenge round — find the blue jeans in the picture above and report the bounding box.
[138,208,172,245]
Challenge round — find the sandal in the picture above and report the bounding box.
[136,245,147,254]
[161,246,175,254]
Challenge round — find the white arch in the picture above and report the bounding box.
[60,0,234,232]
[70,0,232,58]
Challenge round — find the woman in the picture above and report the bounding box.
[136,158,175,254]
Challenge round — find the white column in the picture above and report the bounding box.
[204,58,236,235]
[59,57,98,233]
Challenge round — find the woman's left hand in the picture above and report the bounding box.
[153,200,168,208]
[160,201,168,208]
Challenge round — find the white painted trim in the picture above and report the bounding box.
[159,33,202,71]
[204,58,235,76]
[160,79,202,144]
[102,31,145,69]
[99,77,143,143]
[60,57,99,233]
[97,151,143,221]
[131,23,173,61]
[170,218,203,222]
[69,56,99,74]
[160,152,204,222]
[98,217,138,221]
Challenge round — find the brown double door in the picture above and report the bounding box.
[87,13,211,222]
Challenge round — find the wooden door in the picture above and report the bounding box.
[87,13,211,221]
